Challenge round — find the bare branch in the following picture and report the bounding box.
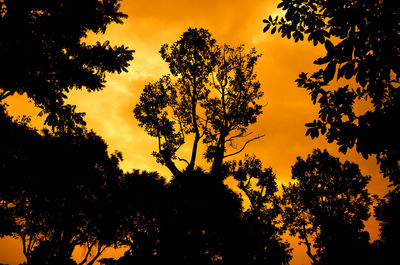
[223,134,265,158]
[226,131,253,143]
[302,223,318,264]
[87,243,107,265]
[199,116,209,138]
[78,241,96,265]
[177,156,190,165]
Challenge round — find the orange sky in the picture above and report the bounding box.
[0,0,390,264]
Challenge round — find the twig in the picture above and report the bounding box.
[223,134,265,158]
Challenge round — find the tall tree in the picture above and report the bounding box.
[282,149,371,265]
[0,0,134,132]
[263,0,400,183]
[134,28,263,178]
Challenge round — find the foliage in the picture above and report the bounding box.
[134,28,263,178]
[263,0,400,183]
[115,170,168,259]
[282,149,371,264]
[0,105,123,265]
[0,0,134,132]
[374,187,400,264]
[230,154,292,264]
[159,169,245,264]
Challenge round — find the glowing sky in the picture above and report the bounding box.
[0,0,390,264]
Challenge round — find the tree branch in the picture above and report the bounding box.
[87,243,107,265]
[78,241,96,265]
[302,224,318,264]
[177,156,190,165]
[226,131,253,143]
[223,134,265,158]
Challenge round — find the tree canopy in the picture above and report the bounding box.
[0,105,123,265]
[134,28,263,178]
[230,154,292,264]
[282,149,371,265]
[0,0,134,132]
[264,0,400,183]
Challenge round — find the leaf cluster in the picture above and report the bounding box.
[0,0,134,132]
[264,0,400,182]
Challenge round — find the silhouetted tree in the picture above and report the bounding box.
[104,168,245,265]
[373,188,400,264]
[263,0,400,183]
[115,170,168,262]
[111,165,291,265]
[0,0,134,132]
[282,149,371,265]
[0,107,123,265]
[230,154,292,264]
[134,28,263,178]
[0,103,39,237]
[158,169,246,265]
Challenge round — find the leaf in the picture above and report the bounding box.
[324,39,334,53]
[323,62,336,83]
[338,145,347,154]
[344,63,355,79]
[263,24,271,33]
[271,26,277,34]
[314,56,330,65]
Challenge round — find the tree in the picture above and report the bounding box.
[282,149,372,265]
[0,107,123,265]
[134,28,263,178]
[114,170,168,262]
[230,154,292,264]
[0,0,134,132]
[106,169,245,265]
[373,187,400,264]
[263,0,400,183]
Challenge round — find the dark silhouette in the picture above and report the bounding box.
[230,155,292,264]
[0,105,123,265]
[264,0,400,183]
[114,170,168,261]
[282,149,372,265]
[373,188,400,264]
[134,28,264,178]
[106,167,291,265]
[131,28,291,264]
[264,2,400,263]
[0,0,134,132]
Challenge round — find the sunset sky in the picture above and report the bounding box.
[0,0,390,264]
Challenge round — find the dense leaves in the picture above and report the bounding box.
[374,188,400,264]
[264,0,400,183]
[0,105,123,265]
[282,149,372,265]
[0,0,134,132]
[134,28,263,178]
[230,155,292,264]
